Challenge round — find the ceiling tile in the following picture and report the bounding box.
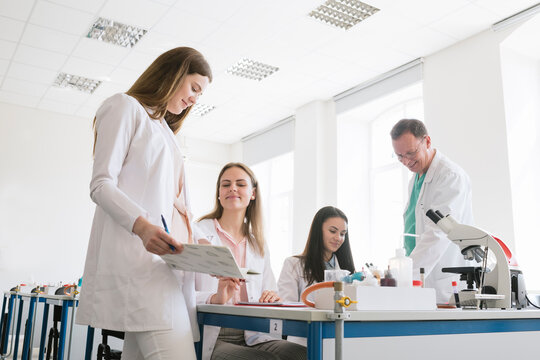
[21,24,80,55]
[390,26,457,58]
[62,56,115,80]
[151,0,178,6]
[6,62,57,84]
[0,90,41,107]
[91,81,130,99]
[2,77,49,97]
[100,0,170,29]
[0,39,17,60]
[371,0,471,26]
[43,86,91,105]
[14,44,68,71]
[81,94,107,110]
[172,0,245,21]
[29,1,95,36]
[474,0,540,18]
[0,16,25,42]
[134,31,200,56]
[47,0,107,14]
[153,7,221,44]
[72,38,131,66]
[119,50,157,71]
[0,59,9,75]
[0,0,35,21]
[109,67,140,85]
[38,98,79,115]
[76,105,98,119]
[430,3,501,39]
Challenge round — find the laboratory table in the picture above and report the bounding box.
[0,291,93,360]
[196,304,540,360]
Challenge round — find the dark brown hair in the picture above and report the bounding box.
[298,206,355,285]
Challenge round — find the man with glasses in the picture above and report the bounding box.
[390,119,473,304]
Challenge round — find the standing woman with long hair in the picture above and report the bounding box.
[194,162,306,360]
[76,47,212,360]
[278,206,356,303]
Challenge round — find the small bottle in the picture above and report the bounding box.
[380,266,397,287]
[389,248,413,287]
[420,268,425,288]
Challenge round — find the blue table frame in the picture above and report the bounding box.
[0,292,93,360]
[195,305,540,360]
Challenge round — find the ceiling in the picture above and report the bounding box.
[0,0,537,144]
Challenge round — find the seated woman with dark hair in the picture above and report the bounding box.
[278,205,356,302]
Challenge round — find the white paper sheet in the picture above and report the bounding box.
[161,243,259,279]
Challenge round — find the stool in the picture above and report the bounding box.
[97,329,124,360]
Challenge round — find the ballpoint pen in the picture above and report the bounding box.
[161,214,176,252]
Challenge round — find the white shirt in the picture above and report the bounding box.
[194,219,279,360]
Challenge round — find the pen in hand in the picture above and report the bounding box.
[161,214,176,252]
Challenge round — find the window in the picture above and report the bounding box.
[500,14,540,291]
[337,83,423,269]
[251,152,294,276]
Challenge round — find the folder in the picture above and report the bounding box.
[161,243,260,279]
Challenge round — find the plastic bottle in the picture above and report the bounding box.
[389,248,413,287]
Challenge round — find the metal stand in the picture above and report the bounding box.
[326,282,355,360]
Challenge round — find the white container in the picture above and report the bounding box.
[314,285,436,310]
[389,248,413,287]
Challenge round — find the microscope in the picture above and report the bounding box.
[426,209,527,309]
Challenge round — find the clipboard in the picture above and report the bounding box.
[161,243,260,279]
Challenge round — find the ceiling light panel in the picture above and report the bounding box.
[227,58,279,81]
[53,73,102,93]
[87,17,147,48]
[191,103,216,117]
[309,0,380,30]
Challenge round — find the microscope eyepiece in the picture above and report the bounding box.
[426,209,442,224]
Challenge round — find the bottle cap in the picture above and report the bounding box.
[420,267,425,274]
[452,281,457,286]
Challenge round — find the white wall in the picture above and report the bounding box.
[0,103,94,291]
[0,103,235,292]
[423,27,517,248]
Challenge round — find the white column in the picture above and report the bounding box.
[423,27,516,246]
[292,99,338,253]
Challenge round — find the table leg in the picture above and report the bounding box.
[22,296,37,360]
[57,301,69,360]
[38,303,50,360]
[195,313,204,360]
[13,297,24,359]
[0,295,9,355]
[307,321,322,360]
[84,326,94,360]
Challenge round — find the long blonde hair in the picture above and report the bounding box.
[199,162,265,256]
[93,47,212,151]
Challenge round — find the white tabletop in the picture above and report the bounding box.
[197,304,540,322]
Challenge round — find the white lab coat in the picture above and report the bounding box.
[76,93,198,340]
[277,256,341,302]
[277,256,341,346]
[194,219,279,360]
[406,150,474,303]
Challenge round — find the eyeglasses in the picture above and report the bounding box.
[394,136,425,161]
